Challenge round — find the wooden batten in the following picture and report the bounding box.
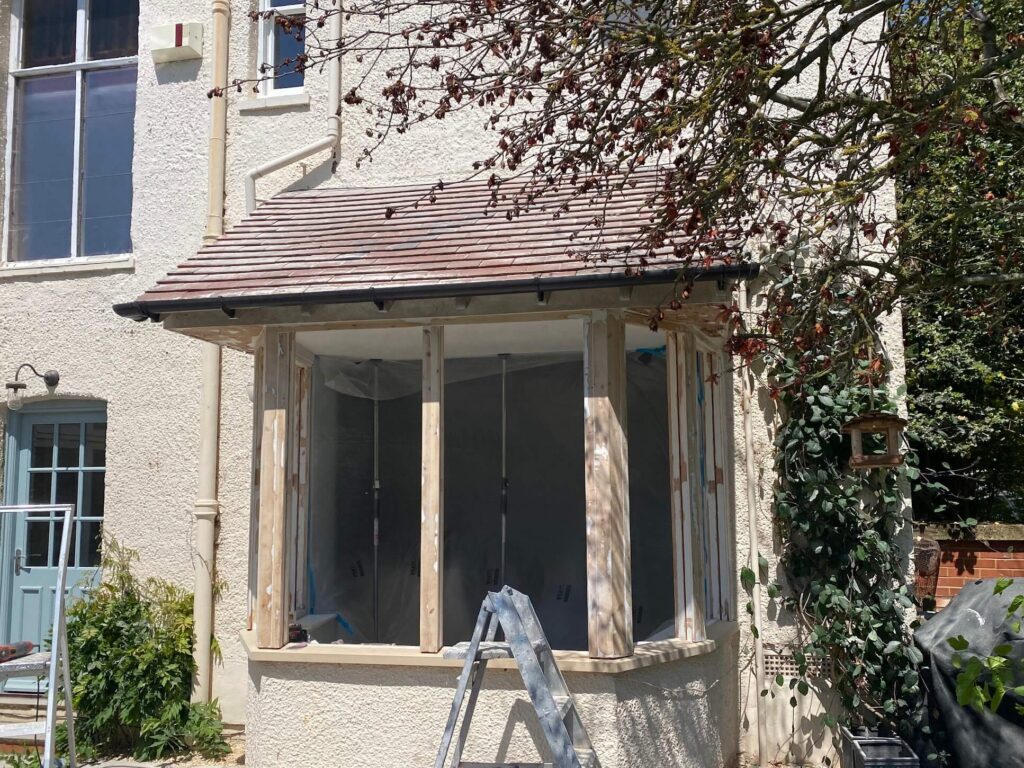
[584,310,633,659]
[420,326,445,652]
[681,337,707,639]
[256,329,295,649]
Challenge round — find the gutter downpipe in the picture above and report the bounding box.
[739,281,768,767]
[192,0,231,705]
[244,11,342,213]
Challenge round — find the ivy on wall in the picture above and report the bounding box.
[751,271,923,733]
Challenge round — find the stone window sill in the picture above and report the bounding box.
[0,254,135,280]
[238,92,310,113]
[240,621,735,674]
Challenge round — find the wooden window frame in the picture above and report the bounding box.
[251,319,735,654]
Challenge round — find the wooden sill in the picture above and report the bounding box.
[240,622,735,674]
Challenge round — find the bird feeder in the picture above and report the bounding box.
[842,412,907,469]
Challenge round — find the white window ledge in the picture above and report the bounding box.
[238,92,310,113]
[0,254,135,280]
[241,621,736,674]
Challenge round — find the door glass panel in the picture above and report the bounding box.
[81,67,137,256]
[85,423,106,467]
[10,74,75,261]
[52,520,75,567]
[81,471,104,516]
[57,423,80,467]
[22,0,77,68]
[30,424,54,468]
[88,0,139,60]
[28,473,52,507]
[27,521,50,566]
[79,520,102,568]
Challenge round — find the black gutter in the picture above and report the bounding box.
[113,261,760,322]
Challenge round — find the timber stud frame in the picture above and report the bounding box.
[249,300,735,661]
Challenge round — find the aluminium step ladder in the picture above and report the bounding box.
[435,586,600,768]
[0,505,78,768]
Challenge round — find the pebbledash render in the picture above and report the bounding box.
[0,1,910,767]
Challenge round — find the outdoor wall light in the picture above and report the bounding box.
[5,364,60,411]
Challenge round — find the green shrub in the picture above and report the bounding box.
[63,539,230,761]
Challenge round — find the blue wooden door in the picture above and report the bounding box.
[2,405,106,691]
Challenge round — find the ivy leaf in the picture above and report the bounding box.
[948,635,970,652]
[884,640,902,655]
[741,567,756,593]
[994,578,1014,595]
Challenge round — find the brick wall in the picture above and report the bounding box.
[935,539,1024,608]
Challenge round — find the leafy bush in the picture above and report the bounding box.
[64,540,230,761]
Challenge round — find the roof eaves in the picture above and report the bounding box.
[113,261,760,322]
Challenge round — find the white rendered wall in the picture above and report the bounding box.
[0,2,905,765]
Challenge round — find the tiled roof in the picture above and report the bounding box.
[115,175,755,320]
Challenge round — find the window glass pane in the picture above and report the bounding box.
[27,521,50,566]
[55,471,78,506]
[81,471,105,518]
[88,0,138,60]
[30,424,55,467]
[52,519,76,567]
[85,423,107,467]
[272,15,305,89]
[22,0,77,68]
[79,520,102,568]
[81,66,136,256]
[57,423,81,467]
[10,74,75,262]
[28,472,52,506]
[627,351,675,642]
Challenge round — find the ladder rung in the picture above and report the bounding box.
[0,721,46,739]
[0,652,50,680]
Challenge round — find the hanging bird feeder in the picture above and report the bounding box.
[842,412,907,469]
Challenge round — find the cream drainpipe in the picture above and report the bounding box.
[243,7,342,213]
[739,281,768,767]
[192,0,231,705]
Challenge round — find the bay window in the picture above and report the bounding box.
[4,0,138,263]
[253,314,735,658]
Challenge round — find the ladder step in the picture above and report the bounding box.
[0,721,46,739]
[0,652,50,680]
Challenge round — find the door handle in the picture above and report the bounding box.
[13,548,29,576]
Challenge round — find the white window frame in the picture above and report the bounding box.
[257,0,307,98]
[2,0,138,267]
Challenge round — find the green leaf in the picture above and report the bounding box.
[947,635,970,652]
[741,567,756,593]
[994,578,1014,595]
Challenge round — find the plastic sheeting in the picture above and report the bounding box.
[915,578,1024,768]
[308,350,676,649]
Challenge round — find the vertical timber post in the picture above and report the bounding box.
[420,325,445,652]
[256,328,294,649]
[584,309,633,659]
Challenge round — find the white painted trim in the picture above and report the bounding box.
[238,92,310,113]
[258,1,307,98]
[1,0,139,266]
[0,253,135,279]
[2,0,25,270]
